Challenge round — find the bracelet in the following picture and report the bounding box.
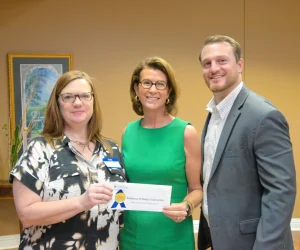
[184,199,194,217]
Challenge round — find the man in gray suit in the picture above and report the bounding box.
[197,35,296,250]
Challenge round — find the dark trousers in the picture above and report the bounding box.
[204,227,214,250]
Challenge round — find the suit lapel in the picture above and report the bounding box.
[208,85,250,181]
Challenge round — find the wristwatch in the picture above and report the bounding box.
[185,202,191,218]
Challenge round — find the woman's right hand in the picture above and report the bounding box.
[79,183,113,210]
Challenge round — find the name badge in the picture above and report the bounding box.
[103,158,122,169]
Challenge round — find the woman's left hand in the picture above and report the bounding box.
[162,202,187,223]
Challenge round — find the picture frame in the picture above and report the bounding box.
[7,54,72,163]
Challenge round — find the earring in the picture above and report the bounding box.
[135,96,139,102]
[166,98,170,104]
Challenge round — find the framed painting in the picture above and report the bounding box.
[7,54,72,164]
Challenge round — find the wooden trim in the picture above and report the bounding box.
[0,181,23,234]
[0,180,13,199]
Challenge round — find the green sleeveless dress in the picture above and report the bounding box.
[120,118,195,250]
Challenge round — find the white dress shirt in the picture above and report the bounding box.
[202,82,244,225]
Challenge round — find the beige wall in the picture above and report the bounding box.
[244,0,300,217]
[0,0,299,236]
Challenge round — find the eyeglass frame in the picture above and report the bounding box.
[139,79,168,90]
[59,92,94,103]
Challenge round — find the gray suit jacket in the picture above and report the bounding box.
[197,85,296,250]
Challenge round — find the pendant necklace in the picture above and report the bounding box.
[69,139,90,150]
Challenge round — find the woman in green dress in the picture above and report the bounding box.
[120,57,203,250]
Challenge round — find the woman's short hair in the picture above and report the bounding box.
[129,57,179,116]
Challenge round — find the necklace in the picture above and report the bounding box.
[69,139,89,148]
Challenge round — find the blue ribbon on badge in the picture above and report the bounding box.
[111,189,126,208]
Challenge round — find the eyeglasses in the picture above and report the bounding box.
[139,79,168,90]
[60,92,94,103]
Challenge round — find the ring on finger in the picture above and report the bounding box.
[176,217,180,221]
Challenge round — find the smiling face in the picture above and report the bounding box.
[201,42,244,102]
[134,68,169,114]
[58,78,93,127]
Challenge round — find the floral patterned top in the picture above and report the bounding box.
[9,136,126,250]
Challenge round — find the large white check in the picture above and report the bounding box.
[107,182,172,212]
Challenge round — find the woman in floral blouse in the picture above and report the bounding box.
[10,70,126,250]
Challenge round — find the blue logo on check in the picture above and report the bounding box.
[111,189,126,208]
